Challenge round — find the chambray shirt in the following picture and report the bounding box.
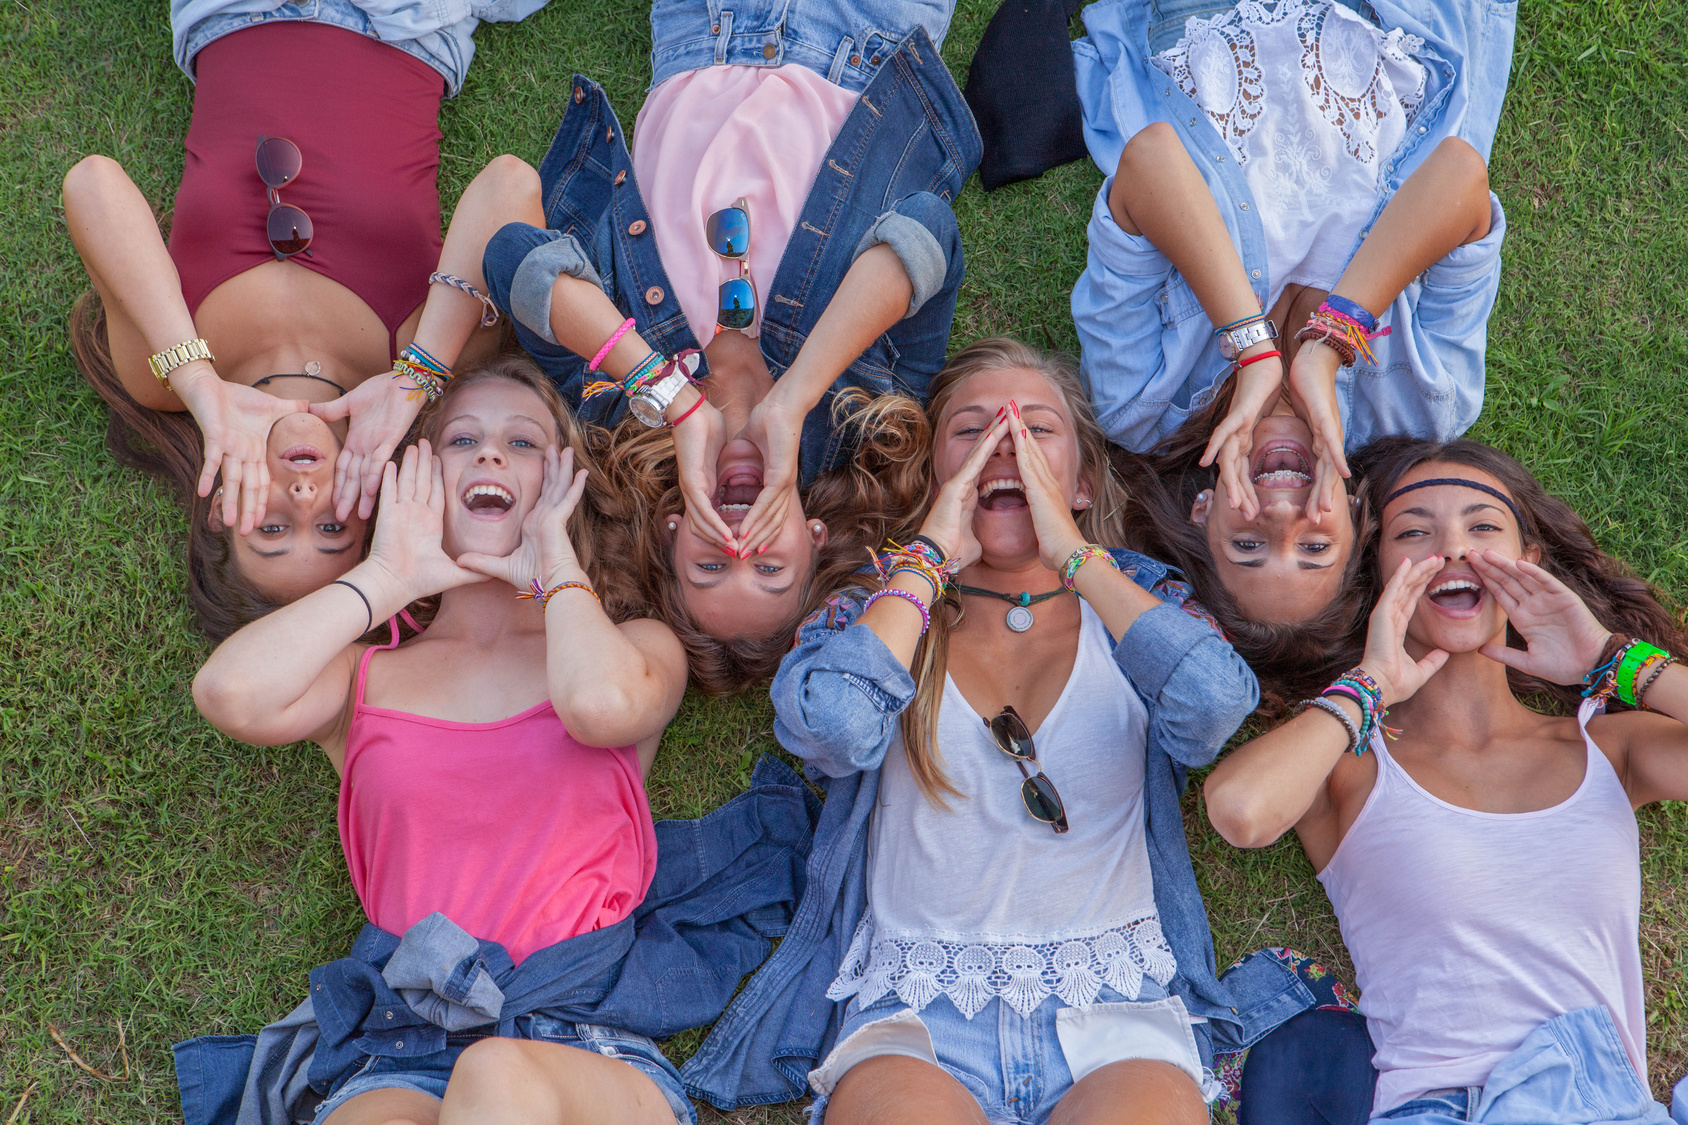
[171,0,551,96]
[1069,0,1516,453]
[678,549,1318,1109]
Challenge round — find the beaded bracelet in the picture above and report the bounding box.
[515,578,601,609]
[1061,544,1116,592]
[1295,302,1392,368]
[1636,654,1677,709]
[1322,666,1395,751]
[1302,696,1361,756]
[429,272,501,328]
[889,564,942,602]
[870,539,956,599]
[393,361,445,404]
[864,587,931,635]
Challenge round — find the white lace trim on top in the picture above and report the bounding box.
[826,913,1178,1020]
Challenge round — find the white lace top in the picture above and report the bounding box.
[1151,0,1428,306]
[828,602,1176,1020]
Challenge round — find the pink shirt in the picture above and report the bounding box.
[631,64,859,344]
[340,641,657,964]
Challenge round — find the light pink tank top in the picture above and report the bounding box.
[339,625,657,964]
[631,64,859,345]
[1319,699,1646,1113]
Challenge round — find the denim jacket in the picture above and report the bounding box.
[173,756,817,1125]
[1068,0,1515,453]
[172,0,550,95]
[479,18,981,488]
[678,550,1315,1109]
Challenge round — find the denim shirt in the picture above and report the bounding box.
[1068,0,1516,453]
[678,550,1315,1109]
[172,0,551,96]
[478,20,980,488]
[172,756,817,1125]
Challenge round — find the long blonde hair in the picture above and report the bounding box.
[900,338,1132,805]
[594,389,932,694]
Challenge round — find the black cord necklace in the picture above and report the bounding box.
[954,584,1069,632]
[252,360,347,396]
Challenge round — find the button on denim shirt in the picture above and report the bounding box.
[479,19,980,488]
[173,0,550,95]
[1069,0,1516,453]
[678,550,1316,1110]
[172,756,817,1125]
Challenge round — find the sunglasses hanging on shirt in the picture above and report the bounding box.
[706,198,755,332]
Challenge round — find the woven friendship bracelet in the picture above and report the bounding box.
[429,272,501,328]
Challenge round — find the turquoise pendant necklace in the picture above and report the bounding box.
[954,584,1069,633]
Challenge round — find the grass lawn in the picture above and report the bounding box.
[2,0,1686,1120]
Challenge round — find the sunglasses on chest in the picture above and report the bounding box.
[256,135,312,261]
[986,705,1069,834]
[705,198,756,332]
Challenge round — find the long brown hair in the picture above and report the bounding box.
[1111,376,1372,717]
[901,337,1133,805]
[69,290,289,640]
[414,354,643,624]
[1352,436,1688,712]
[593,388,931,693]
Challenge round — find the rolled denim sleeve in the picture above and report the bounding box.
[1113,600,1259,769]
[771,590,915,779]
[481,222,604,346]
[852,192,961,319]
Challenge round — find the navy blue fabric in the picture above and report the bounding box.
[173,755,816,1124]
[480,28,979,488]
[1241,1008,1378,1125]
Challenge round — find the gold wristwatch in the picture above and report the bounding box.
[148,338,215,390]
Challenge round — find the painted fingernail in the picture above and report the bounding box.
[757,545,766,555]
[1010,400,1021,417]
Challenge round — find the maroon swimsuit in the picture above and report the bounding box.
[168,21,444,358]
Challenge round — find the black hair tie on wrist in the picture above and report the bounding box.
[332,579,374,635]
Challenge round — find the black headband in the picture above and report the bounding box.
[1380,477,1526,529]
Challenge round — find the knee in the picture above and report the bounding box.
[1053,1059,1205,1125]
[477,153,540,198]
[1118,121,1182,177]
[62,154,127,209]
[447,1036,537,1096]
[1436,137,1490,198]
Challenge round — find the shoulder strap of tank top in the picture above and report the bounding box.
[354,614,420,709]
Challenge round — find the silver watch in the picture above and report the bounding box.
[630,369,690,427]
[1215,317,1278,361]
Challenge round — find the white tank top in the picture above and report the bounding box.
[1318,699,1646,1113]
[828,602,1175,1020]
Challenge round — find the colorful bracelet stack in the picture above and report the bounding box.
[515,578,601,609]
[1583,636,1675,708]
[1060,544,1117,592]
[1304,667,1394,755]
[393,342,453,404]
[428,272,501,328]
[1294,297,1392,368]
[580,348,700,402]
[871,538,958,603]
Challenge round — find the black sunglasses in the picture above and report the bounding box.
[256,135,313,261]
[985,706,1069,833]
[705,197,755,332]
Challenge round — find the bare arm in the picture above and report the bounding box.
[1614,663,1688,807]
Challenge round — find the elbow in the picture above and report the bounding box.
[1202,773,1286,850]
[554,683,644,749]
[191,664,263,743]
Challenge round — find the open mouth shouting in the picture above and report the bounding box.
[1251,440,1314,490]
[978,477,1028,511]
[280,444,324,469]
[1425,573,1486,617]
[461,480,515,519]
[715,468,762,529]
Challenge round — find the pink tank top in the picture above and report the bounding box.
[339,625,657,963]
[1319,699,1646,1113]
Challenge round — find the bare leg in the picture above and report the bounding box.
[1108,122,1262,331]
[825,1055,988,1125]
[1047,1060,1207,1125]
[436,1037,677,1125]
[322,1085,442,1125]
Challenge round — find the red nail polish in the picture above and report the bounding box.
[758,545,766,555]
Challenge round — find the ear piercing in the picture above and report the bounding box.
[811,521,825,534]
[666,519,679,531]
[1197,490,1210,501]
[1073,497,1092,510]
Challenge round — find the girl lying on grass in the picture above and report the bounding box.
[63,0,544,636]
[1205,436,1688,1122]
[1071,0,1514,706]
[185,357,809,1125]
[704,338,1331,1123]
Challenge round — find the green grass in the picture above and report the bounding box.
[2,0,1685,1120]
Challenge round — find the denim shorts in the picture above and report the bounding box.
[1381,1088,1475,1120]
[808,978,1206,1125]
[312,1014,694,1124]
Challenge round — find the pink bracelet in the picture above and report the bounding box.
[864,588,931,636]
[588,318,637,372]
